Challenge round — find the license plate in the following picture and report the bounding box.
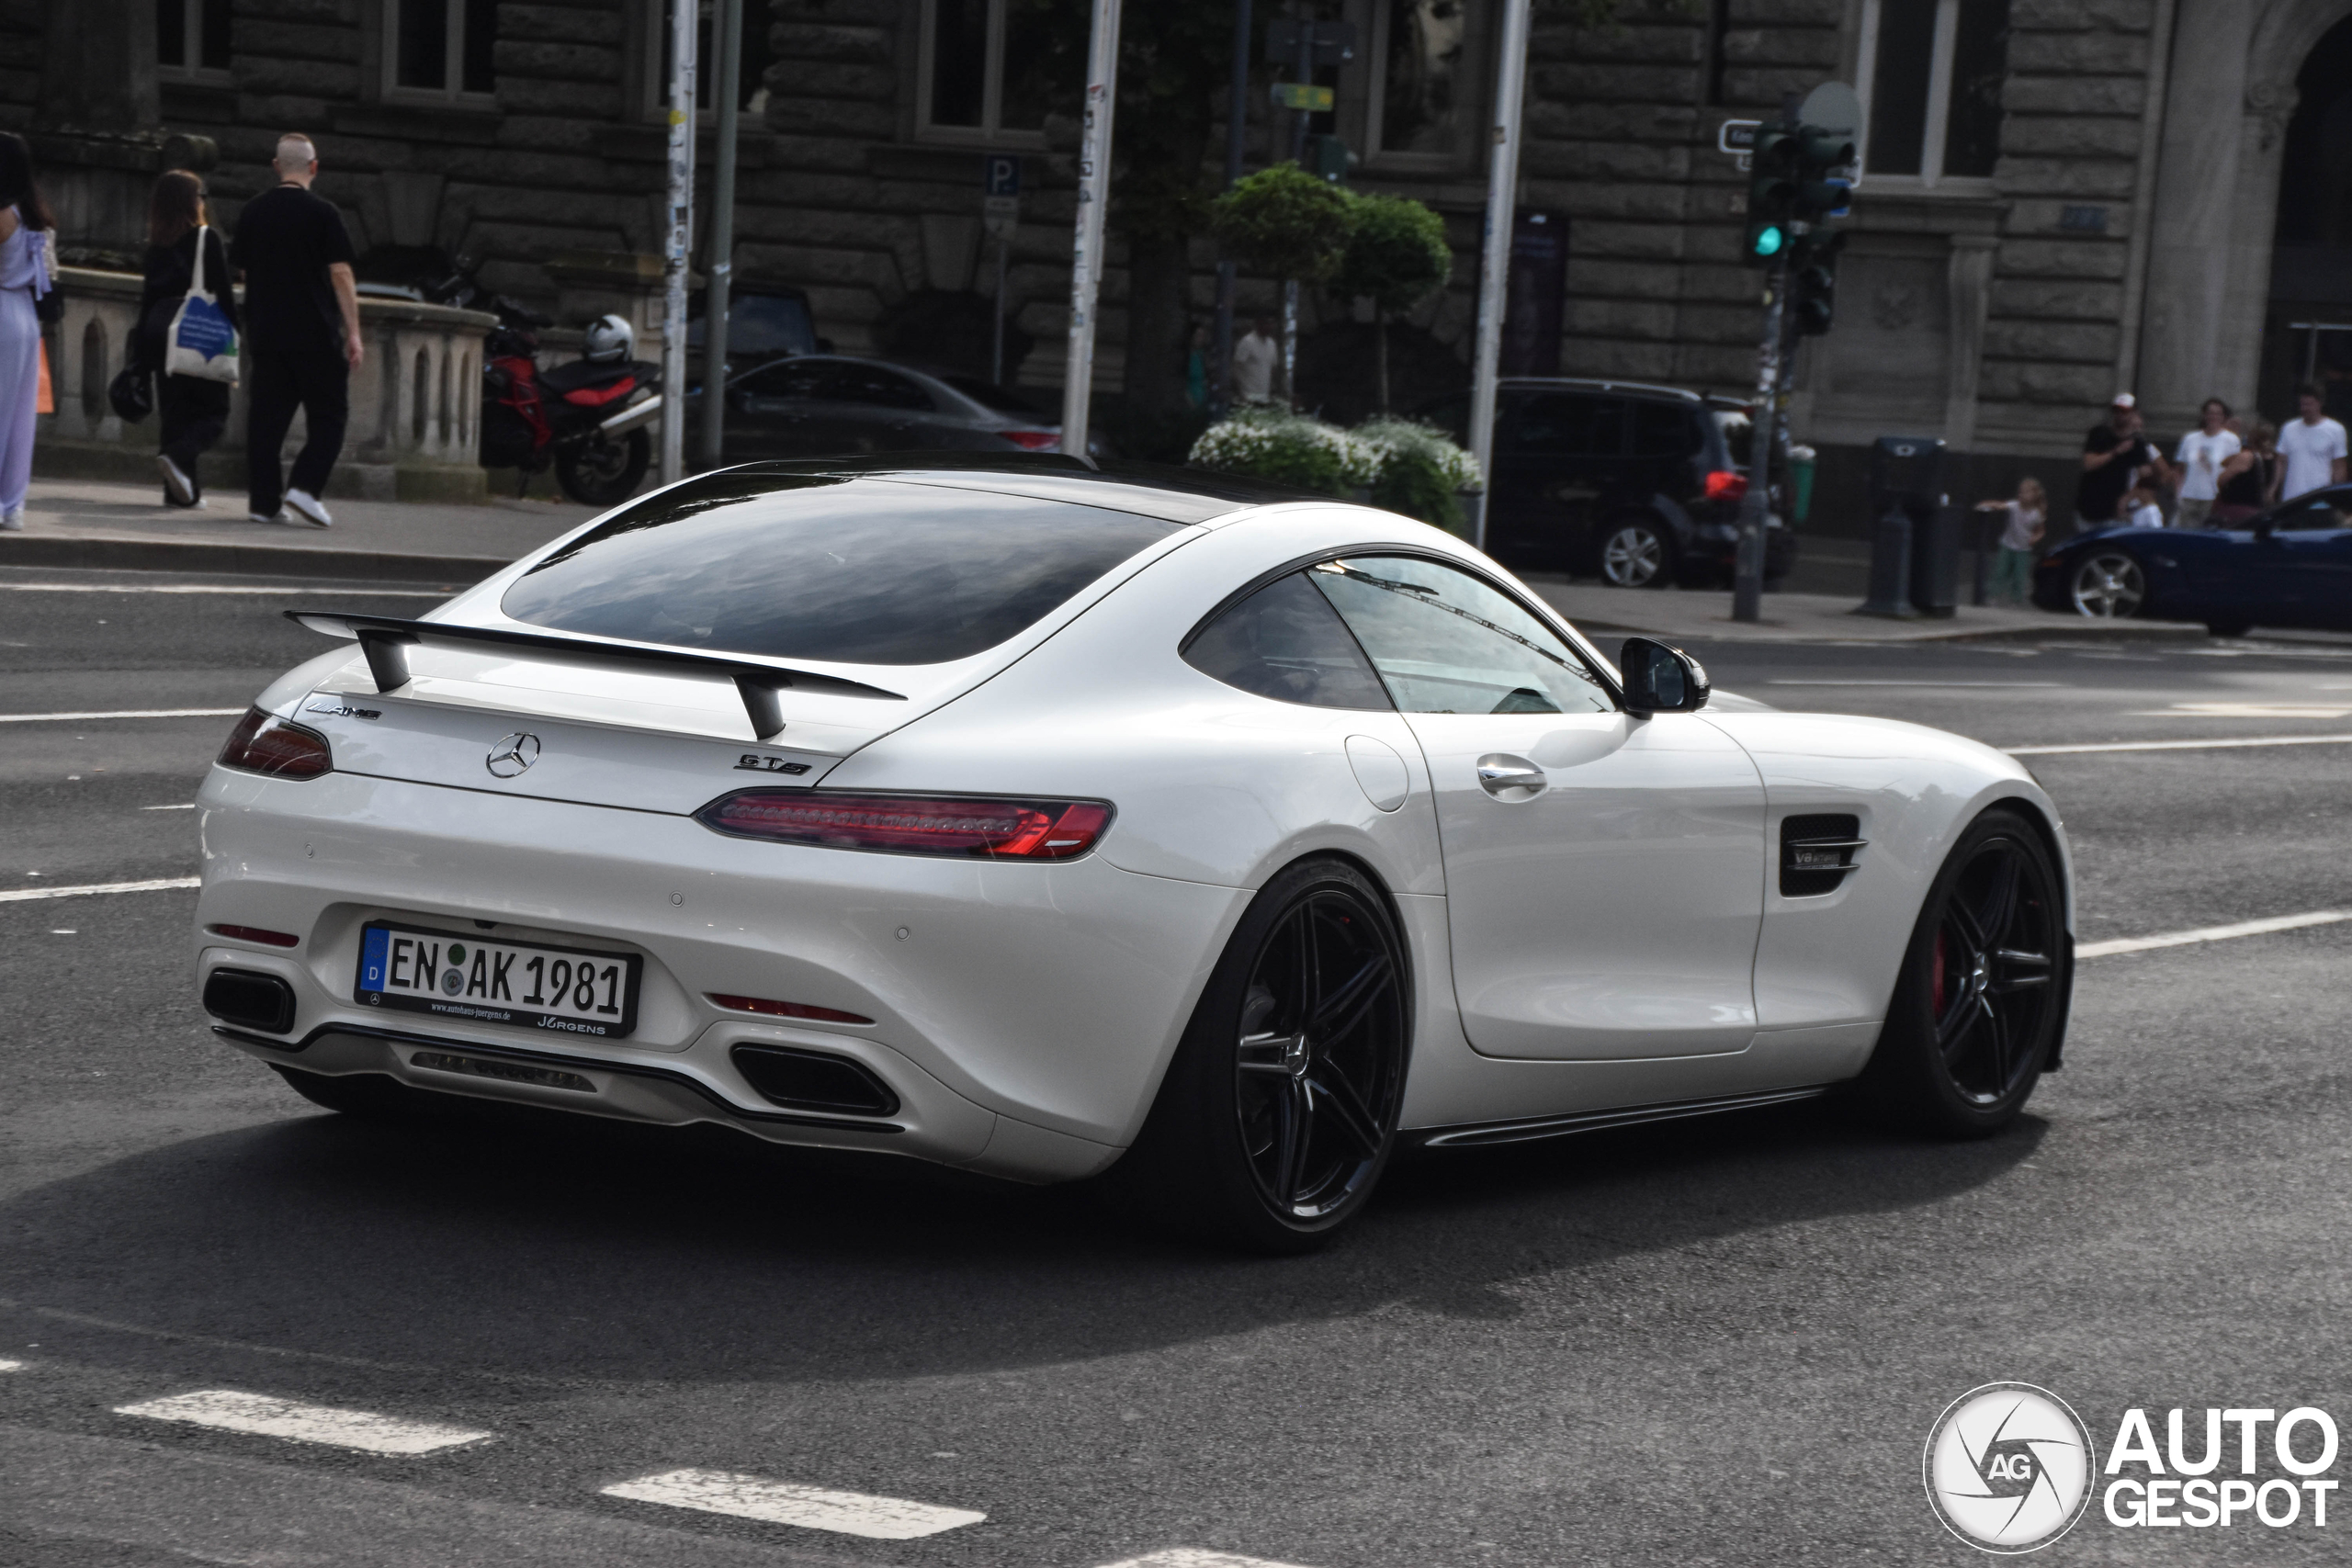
[355,921,640,1039]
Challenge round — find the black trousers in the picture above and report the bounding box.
[244,340,348,514]
[157,373,230,505]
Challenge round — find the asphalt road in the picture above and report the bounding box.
[4,565,2349,1567]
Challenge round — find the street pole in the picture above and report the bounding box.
[1210,0,1252,417]
[1465,0,1532,553]
[698,0,743,471]
[1733,243,1788,623]
[1058,0,1123,458]
[1282,3,1311,407]
[660,0,698,488]
[992,232,1009,385]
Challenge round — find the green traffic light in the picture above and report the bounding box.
[1752,225,1785,257]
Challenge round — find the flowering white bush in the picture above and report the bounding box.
[1353,416,1485,494]
[1188,406,1384,493]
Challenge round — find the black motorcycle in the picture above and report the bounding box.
[423,263,662,507]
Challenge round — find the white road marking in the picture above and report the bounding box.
[2079,909,2352,960]
[0,582,449,596]
[141,803,197,810]
[600,1469,984,1540]
[0,1359,22,1371]
[2128,702,2352,719]
[1097,1553,1321,1568]
[0,708,244,723]
[1768,680,2064,688]
[113,1389,492,1455]
[2006,733,2352,756]
[0,877,201,903]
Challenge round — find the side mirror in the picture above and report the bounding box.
[1621,637,1711,716]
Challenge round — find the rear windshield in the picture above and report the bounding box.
[500,476,1183,666]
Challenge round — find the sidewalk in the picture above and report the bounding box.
[1523,574,2203,644]
[0,479,596,584]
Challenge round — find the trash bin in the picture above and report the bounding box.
[1858,436,1946,617]
[1789,444,1817,526]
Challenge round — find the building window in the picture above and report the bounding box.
[1366,0,1470,158]
[647,0,781,120]
[1702,0,1732,107]
[918,0,1054,144]
[158,0,232,82]
[388,0,496,100]
[1859,0,2008,185]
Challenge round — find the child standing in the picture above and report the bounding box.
[1975,477,2046,604]
[2124,481,2165,531]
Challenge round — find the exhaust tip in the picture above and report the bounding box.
[204,967,296,1034]
[729,1043,900,1118]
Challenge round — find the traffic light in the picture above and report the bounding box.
[1791,128,1856,222]
[1742,128,1800,266]
[1789,230,1843,336]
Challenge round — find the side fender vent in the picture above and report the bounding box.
[1781,813,1864,897]
[729,1044,901,1118]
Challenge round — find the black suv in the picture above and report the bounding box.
[1419,378,1796,587]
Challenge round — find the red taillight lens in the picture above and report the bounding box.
[697,791,1112,860]
[208,924,302,948]
[1001,430,1061,451]
[708,993,875,1024]
[217,707,333,779]
[1704,469,1749,502]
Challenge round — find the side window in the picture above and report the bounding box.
[1631,400,1702,458]
[1183,573,1394,710]
[1309,556,1614,716]
[1504,393,1623,457]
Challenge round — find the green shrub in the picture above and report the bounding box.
[1190,411,1481,531]
[1355,417,1485,536]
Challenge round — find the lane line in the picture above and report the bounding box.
[0,582,449,596]
[114,1390,492,1455]
[600,1469,984,1540]
[141,803,197,810]
[2006,733,2352,756]
[2080,910,2352,960]
[1097,1554,1322,1568]
[0,1359,22,1372]
[0,708,244,723]
[0,877,200,903]
[1769,680,2064,688]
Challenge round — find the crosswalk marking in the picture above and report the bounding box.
[2079,908,2352,960]
[601,1468,984,1540]
[0,877,201,904]
[113,1389,492,1455]
[1097,1552,1322,1568]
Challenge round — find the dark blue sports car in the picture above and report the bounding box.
[2035,486,2352,635]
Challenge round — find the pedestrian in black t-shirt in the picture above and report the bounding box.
[2074,392,2159,535]
[138,170,239,509]
[228,133,360,527]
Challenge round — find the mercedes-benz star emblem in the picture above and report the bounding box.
[485,733,541,778]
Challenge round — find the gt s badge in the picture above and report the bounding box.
[305,699,382,719]
[737,753,812,775]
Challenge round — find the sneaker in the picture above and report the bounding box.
[248,508,290,525]
[283,489,334,528]
[0,508,22,531]
[157,454,195,506]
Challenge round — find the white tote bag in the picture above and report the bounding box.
[164,225,241,385]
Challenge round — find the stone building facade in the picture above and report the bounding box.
[8,0,2352,528]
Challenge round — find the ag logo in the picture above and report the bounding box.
[1924,1382,2097,1552]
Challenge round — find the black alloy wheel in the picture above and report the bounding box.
[1117,858,1409,1252]
[555,427,651,506]
[1861,809,2069,1135]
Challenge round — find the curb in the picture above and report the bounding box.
[0,535,508,584]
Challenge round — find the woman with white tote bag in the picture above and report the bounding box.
[137,170,242,508]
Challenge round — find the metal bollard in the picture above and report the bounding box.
[1857,506,1917,618]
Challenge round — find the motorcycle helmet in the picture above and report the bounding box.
[582,313,634,364]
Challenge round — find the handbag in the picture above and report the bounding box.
[164,226,239,385]
[35,338,52,415]
[108,365,153,423]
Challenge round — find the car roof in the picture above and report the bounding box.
[1497,377,1708,404]
[669,455,1327,525]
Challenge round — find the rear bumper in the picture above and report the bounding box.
[195,768,1251,1180]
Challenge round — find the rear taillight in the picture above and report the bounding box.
[218,707,333,779]
[708,993,875,1025]
[1001,430,1060,451]
[696,791,1112,860]
[1704,469,1749,502]
[208,924,301,948]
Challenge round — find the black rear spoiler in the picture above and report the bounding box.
[285,612,904,740]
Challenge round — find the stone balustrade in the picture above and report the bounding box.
[38,267,500,502]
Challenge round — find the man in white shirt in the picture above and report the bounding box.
[1231,314,1279,406]
[2169,397,2240,528]
[2276,382,2348,501]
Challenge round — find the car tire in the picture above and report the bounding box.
[2068,551,2145,618]
[1598,515,1675,589]
[272,1065,423,1118]
[554,427,650,507]
[1114,857,1410,1254]
[1857,808,2070,1137]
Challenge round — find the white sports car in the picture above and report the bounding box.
[195,457,2075,1250]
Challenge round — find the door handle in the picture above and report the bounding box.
[1476,754,1547,800]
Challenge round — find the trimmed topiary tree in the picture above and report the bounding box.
[1329,194,1454,413]
[1208,163,1358,404]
